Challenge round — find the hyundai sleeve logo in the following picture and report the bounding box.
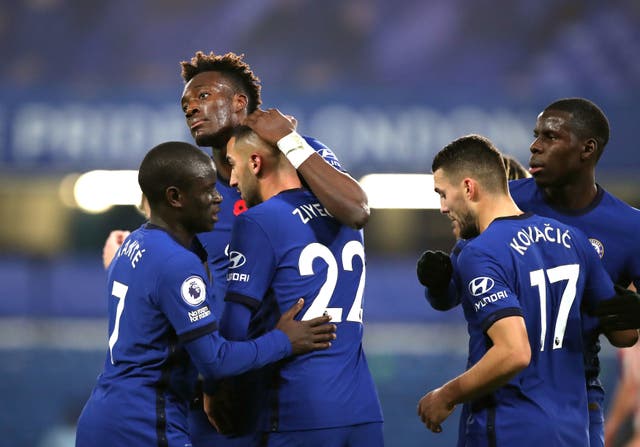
[468,277,495,296]
[228,251,247,269]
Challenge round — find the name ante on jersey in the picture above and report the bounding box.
[510,223,572,256]
[117,239,146,268]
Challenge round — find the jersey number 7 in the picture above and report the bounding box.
[108,280,129,364]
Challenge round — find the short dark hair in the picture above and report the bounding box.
[230,124,255,142]
[138,141,212,205]
[229,124,279,158]
[432,134,508,193]
[544,98,610,159]
[180,51,262,113]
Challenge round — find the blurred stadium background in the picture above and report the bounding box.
[1,1,640,446]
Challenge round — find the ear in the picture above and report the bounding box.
[165,186,183,208]
[250,153,263,175]
[233,93,248,114]
[462,178,477,200]
[581,138,598,161]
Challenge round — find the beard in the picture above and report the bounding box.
[457,211,480,240]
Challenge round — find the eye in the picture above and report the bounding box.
[199,92,210,100]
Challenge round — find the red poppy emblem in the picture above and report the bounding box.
[233,199,248,216]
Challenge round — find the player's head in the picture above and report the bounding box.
[226,125,296,208]
[180,51,262,149]
[138,141,222,234]
[447,154,529,239]
[432,134,508,240]
[529,97,609,187]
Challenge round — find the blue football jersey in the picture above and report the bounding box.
[197,136,345,316]
[457,213,615,446]
[224,188,383,431]
[510,178,640,289]
[76,224,292,447]
[510,178,640,397]
[190,137,351,444]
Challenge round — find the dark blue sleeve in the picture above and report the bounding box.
[184,327,291,382]
[303,135,345,172]
[219,299,254,340]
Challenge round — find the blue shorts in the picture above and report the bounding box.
[188,406,260,447]
[588,386,604,447]
[263,422,384,447]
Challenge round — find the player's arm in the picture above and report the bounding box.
[416,250,459,311]
[417,315,530,432]
[604,352,639,447]
[243,108,370,229]
[184,298,335,380]
[192,298,335,433]
[102,230,130,269]
[593,284,640,337]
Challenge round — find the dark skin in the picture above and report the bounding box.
[149,160,222,248]
[529,109,599,210]
[530,110,640,327]
[180,71,370,229]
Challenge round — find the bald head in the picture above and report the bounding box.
[138,141,215,207]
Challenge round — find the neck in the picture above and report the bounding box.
[149,215,193,249]
[542,178,598,210]
[477,194,522,234]
[211,148,232,181]
[260,160,302,202]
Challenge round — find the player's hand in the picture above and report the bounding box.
[102,230,130,269]
[203,384,239,435]
[417,387,455,433]
[202,392,222,433]
[242,108,297,146]
[416,250,452,291]
[593,284,640,332]
[276,298,336,355]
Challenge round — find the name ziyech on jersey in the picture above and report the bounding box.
[291,202,332,224]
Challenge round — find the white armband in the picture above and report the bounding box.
[276,131,315,169]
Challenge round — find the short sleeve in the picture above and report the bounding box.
[457,244,523,332]
[156,252,218,343]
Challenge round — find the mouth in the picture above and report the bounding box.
[190,119,207,131]
[528,160,543,176]
[211,206,220,222]
[528,166,543,176]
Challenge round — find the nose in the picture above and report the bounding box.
[439,198,448,215]
[213,190,223,204]
[529,137,542,154]
[229,171,238,188]
[184,99,199,118]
